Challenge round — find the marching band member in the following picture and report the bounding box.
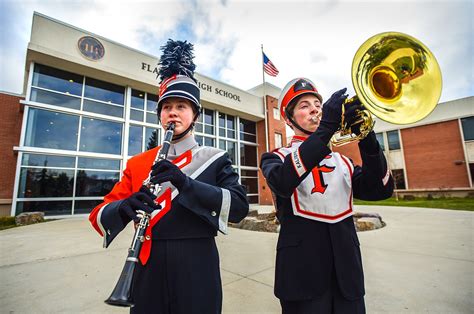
[260,78,394,314]
[89,40,249,313]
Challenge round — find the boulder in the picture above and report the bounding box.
[355,217,383,231]
[15,212,45,226]
[247,209,258,217]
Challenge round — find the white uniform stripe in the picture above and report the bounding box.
[190,151,226,179]
[382,168,390,186]
[160,89,198,104]
[291,149,307,177]
[219,188,231,234]
[97,203,109,248]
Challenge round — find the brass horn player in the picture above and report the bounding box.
[88,39,249,313]
[260,32,440,313]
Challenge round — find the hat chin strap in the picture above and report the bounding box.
[287,115,313,136]
[170,112,200,142]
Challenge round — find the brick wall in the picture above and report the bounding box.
[257,95,287,205]
[401,120,470,189]
[0,92,24,215]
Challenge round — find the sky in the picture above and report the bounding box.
[0,0,473,104]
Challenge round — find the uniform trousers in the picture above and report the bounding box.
[130,237,222,314]
[279,269,365,314]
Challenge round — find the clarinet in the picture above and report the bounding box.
[104,122,175,307]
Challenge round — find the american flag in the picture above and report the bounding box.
[262,52,279,77]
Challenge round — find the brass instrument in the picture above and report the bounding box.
[331,32,442,146]
[105,122,175,307]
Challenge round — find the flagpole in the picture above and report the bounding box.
[261,44,269,153]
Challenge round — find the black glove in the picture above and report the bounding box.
[315,88,348,144]
[343,98,364,135]
[118,187,161,223]
[150,160,187,191]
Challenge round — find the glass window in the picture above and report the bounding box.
[195,123,203,133]
[461,117,474,141]
[387,130,400,150]
[83,99,123,118]
[205,125,214,135]
[376,132,385,151]
[219,140,225,150]
[196,109,215,136]
[145,127,159,150]
[241,177,258,194]
[30,88,81,110]
[74,200,103,214]
[240,118,256,134]
[77,157,120,170]
[218,112,236,140]
[204,137,215,147]
[195,135,203,146]
[22,154,75,168]
[32,64,82,96]
[241,170,258,177]
[227,141,236,164]
[129,125,143,156]
[227,115,235,130]
[75,170,119,197]
[131,89,145,110]
[80,117,122,155]
[130,109,144,121]
[18,168,74,198]
[275,132,282,148]
[240,144,257,166]
[146,112,158,125]
[240,118,257,143]
[147,93,158,112]
[392,169,406,189]
[16,200,72,216]
[240,169,259,204]
[84,77,124,105]
[273,107,280,120]
[219,113,226,128]
[25,108,79,151]
[204,109,214,125]
[219,127,225,137]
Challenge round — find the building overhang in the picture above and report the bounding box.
[24,12,265,121]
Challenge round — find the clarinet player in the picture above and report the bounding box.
[88,39,249,313]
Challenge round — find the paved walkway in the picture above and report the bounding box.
[0,206,472,313]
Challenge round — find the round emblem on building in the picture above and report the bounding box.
[77,36,105,61]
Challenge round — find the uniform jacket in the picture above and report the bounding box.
[260,132,393,301]
[89,136,249,264]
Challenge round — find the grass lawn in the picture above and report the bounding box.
[354,197,474,211]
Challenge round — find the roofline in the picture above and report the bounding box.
[33,11,158,60]
[32,12,257,96]
[248,82,281,91]
[0,90,26,98]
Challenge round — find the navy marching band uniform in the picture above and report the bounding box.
[89,39,249,313]
[261,77,394,313]
[261,132,393,312]
[90,136,249,313]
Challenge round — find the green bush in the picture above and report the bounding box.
[0,216,16,230]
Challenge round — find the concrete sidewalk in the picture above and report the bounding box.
[0,206,472,313]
